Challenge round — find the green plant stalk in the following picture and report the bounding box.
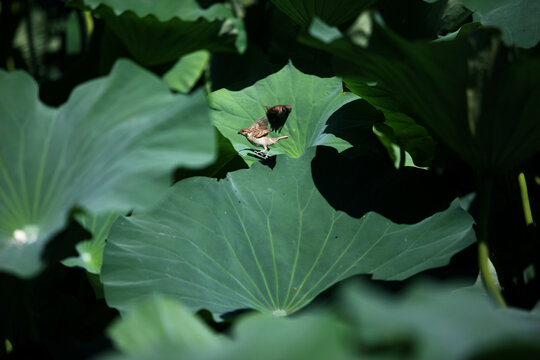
[518,172,534,226]
[399,147,406,168]
[23,0,37,76]
[477,176,507,307]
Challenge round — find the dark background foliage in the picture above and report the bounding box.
[0,0,539,359]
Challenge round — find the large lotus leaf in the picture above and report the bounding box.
[0,59,215,278]
[270,0,377,26]
[102,150,475,318]
[74,0,245,66]
[462,0,540,48]
[304,17,540,173]
[100,294,354,360]
[342,281,540,360]
[62,212,120,274]
[209,62,359,166]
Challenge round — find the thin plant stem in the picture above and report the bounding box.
[477,176,507,307]
[23,0,37,76]
[399,147,406,168]
[518,172,534,226]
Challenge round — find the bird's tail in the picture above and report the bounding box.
[268,135,289,146]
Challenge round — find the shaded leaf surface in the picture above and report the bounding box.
[209,63,359,166]
[270,0,377,26]
[305,17,540,173]
[342,281,540,360]
[102,151,474,318]
[462,0,540,48]
[343,75,437,166]
[75,0,245,65]
[0,59,215,277]
[375,0,472,40]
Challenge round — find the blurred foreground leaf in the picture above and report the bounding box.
[101,294,354,360]
[342,281,540,360]
[100,282,540,360]
[0,59,215,277]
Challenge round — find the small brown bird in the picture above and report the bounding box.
[237,106,291,158]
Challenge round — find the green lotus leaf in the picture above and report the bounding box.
[270,0,377,26]
[0,59,215,278]
[462,0,540,48]
[62,212,120,274]
[342,281,540,360]
[107,295,224,355]
[101,294,353,360]
[305,17,540,173]
[74,0,246,66]
[99,282,540,360]
[209,62,359,166]
[102,151,475,318]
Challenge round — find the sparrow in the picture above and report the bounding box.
[237,106,291,158]
[264,105,292,133]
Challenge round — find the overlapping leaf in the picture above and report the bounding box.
[375,0,471,40]
[209,62,359,166]
[102,151,475,318]
[163,50,210,93]
[342,281,540,360]
[107,295,224,355]
[343,75,437,166]
[62,212,120,274]
[304,17,540,173]
[270,0,377,26]
[462,0,540,48]
[0,59,215,277]
[74,0,246,65]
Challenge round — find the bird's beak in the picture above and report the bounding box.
[237,130,243,134]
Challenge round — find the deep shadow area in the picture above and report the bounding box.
[312,146,459,223]
[312,97,464,224]
[41,212,91,265]
[0,264,118,359]
[173,129,249,183]
[311,99,479,283]
[485,162,540,309]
